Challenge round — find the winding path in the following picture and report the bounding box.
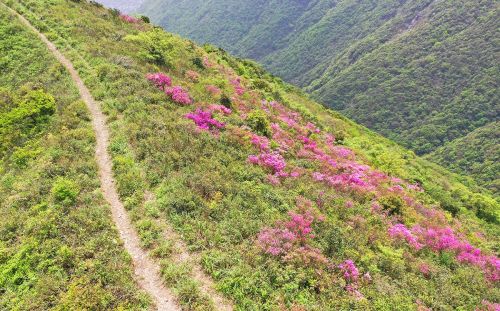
[1,3,179,310]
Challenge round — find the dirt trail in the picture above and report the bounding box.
[144,192,234,311]
[2,4,179,310]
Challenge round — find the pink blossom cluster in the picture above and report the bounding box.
[270,123,294,151]
[146,72,172,90]
[333,147,354,158]
[206,85,222,97]
[248,152,286,175]
[165,86,192,105]
[389,224,500,282]
[478,300,500,311]
[388,224,423,250]
[407,183,423,192]
[279,114,299,128]
[419,263,431,277]
[306,122,321,134]
[185,70,200,82]
[185,109,225,132]
[120,14,140,23]
[257,228,296,256]
[208,104,232,115]
[230,78,245,96]
[257,201,323,258]
[250,134,270,151]
[311,171,374,192]
[339,259,365,299]
[338,259,360,282]
[285,211,315,242]
[294,135,388,193]
[202,56,213,68]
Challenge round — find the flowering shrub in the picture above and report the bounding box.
[202,56,213,68]
[388,224,423,250]
[285,211,315,242]
[339,259,364,299]
[248,152,286,174]
[146,72,172,90]
[120,14,140,24]
[257,199,325,262]
[230,78,245,96]
[339,259,360,282]
[185,109,224,132]
[419,263,431,278]
[206,85,222,97]
[165,86,192,105]
[208,104,232,115]
[479,300,500,311]
[185,70,200,82]
[389,224,500,282]
[258,228,296,256]
[333,147,354,158]
[250,134,270,151]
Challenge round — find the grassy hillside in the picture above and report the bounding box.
[0,6,149,310]
[2,0,499,309]
[138,0,500,191]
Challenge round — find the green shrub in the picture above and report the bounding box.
[246,110,271,137]
[51,177,80,205]
[378,195,405,216]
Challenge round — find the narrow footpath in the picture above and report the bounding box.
[1,3,179,310]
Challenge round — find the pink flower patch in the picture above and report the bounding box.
[185,109,225,132]
[206,85,222,97]
[120,14,140,23]
[208,104,232,115]
[230,78,245,96]
[166,86,192,105]
[146,72,172,90]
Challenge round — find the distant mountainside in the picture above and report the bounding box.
[1,1,499,310]
[95,0,144,13]
[138,0,500,192]
[427,122,499,193]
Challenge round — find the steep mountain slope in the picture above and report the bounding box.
[0,6,150,309]
[2,0,500,310]
[427,122,499,194]
[138,0,500,191]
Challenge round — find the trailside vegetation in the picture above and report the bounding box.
[0,7,150,310]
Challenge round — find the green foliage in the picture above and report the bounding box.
[125,28,176,66]
[51,177,80,205]
[428,122,500,193]
[246,109,271,137]
[0,90,56,157]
